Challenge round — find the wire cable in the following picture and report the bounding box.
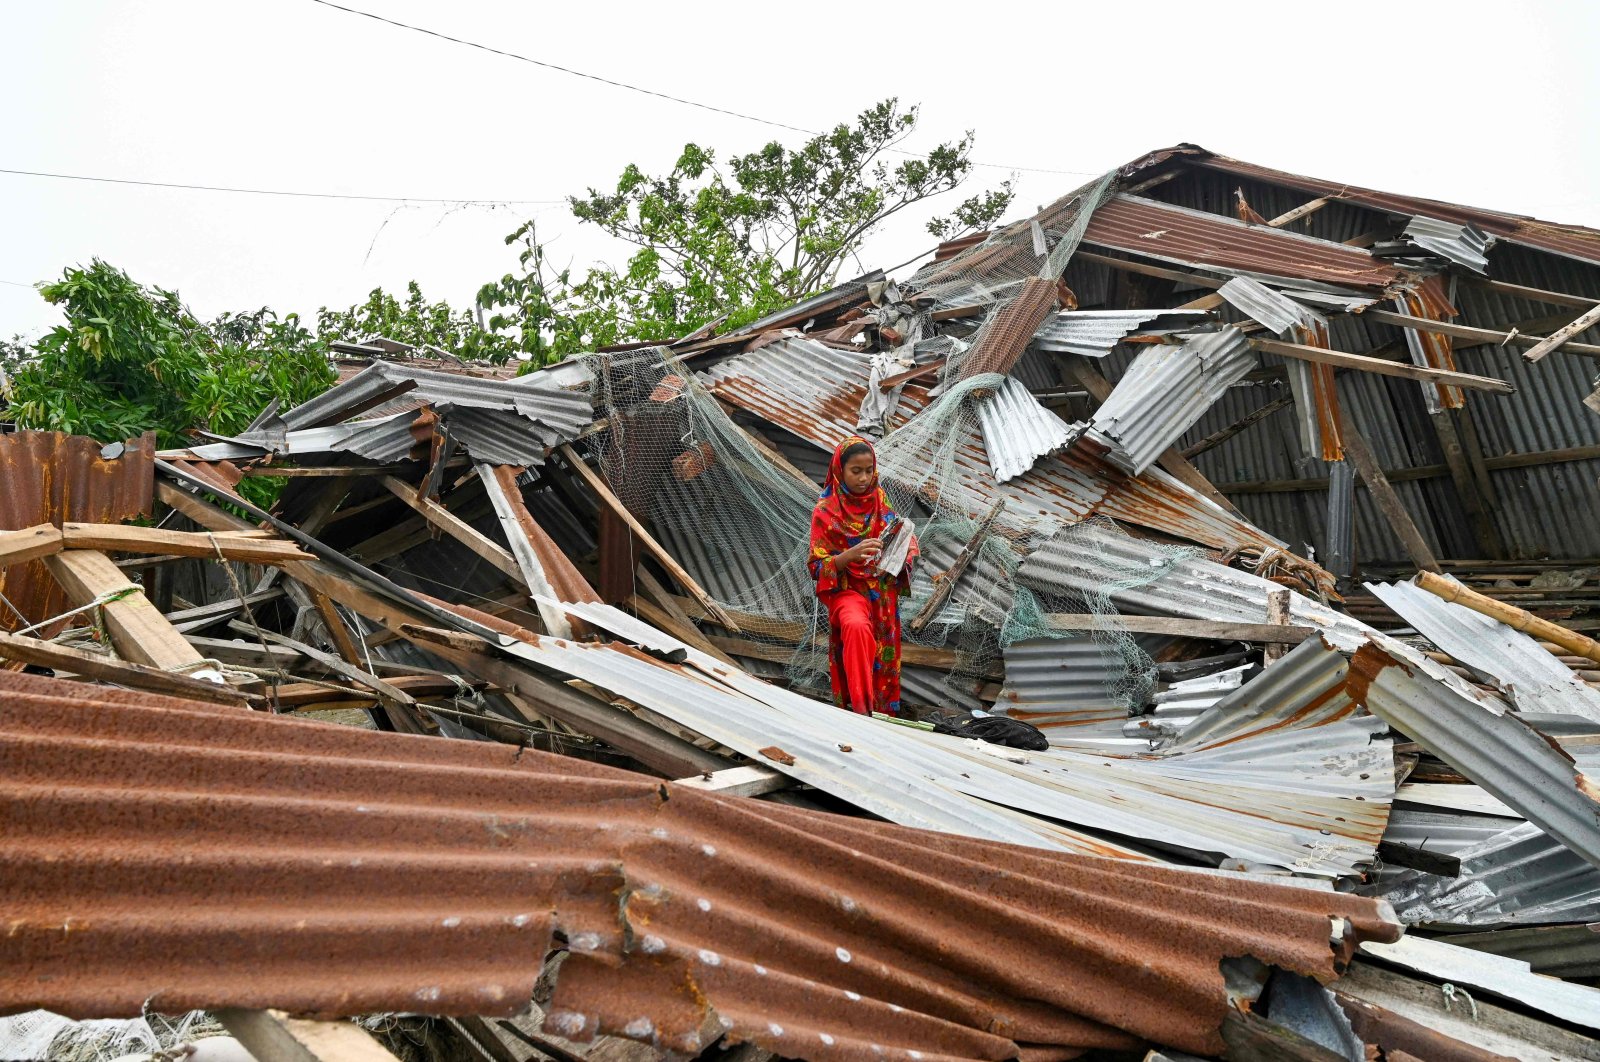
[0,166,561,206]
[304,0,1099,178]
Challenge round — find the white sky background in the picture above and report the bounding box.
[3,0,1598,342]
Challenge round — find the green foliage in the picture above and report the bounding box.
[5,260,336,451]
[481,98,1015,360]
[316,281,521,365]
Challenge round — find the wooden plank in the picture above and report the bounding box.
[157,480,257,533]
[1266,196,1330,228]
[1074,250,1225,291]
[59,523,311,565]
[1461,275,1599,311]
[166,589,285,632]
[631,564,739,666]
[379,476,526,587]
[310,589,365,666]
[557,444,739,631]
[215,1009,400,1062]
[0,524,63,567]
[1339,415,1442,574]
[234,622,418,708]
[237,462,428,478]
[44,550,208,670]
[185,634,305,672]
[0,629,252,705]
[878,358,946,391]
[1181,394,1295,458]
[675,764,790,797]
[1044,614,1316,642]
[1360,306,1600,359]
[1521,301,1600,362]
[1251,337,1514,394]
[1429,409,1505,560]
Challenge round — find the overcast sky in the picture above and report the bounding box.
[4,0,1598,342]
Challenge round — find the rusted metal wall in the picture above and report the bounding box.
[2,669,1402,1060]
[0,431,155,634]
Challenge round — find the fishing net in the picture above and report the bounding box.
[0,1010,222,1062]
[580,348,1197,714]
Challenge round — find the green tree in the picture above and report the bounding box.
[5,260,335,448]
[316,281,520,365]
[483,98,1014,363]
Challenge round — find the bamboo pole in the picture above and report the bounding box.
[1414,570,1600,665]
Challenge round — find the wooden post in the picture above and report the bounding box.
[1338,413,1442,575]
[1523,302,1600,362]
[43,550,209,671]
[1263,588,1293,665]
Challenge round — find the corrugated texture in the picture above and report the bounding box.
[1368,820,1600,927]
[1449,924,1600,979]
[1218,277,1328,337]
[1179,148,1600,268]
[1163,636,1359,753]
[997,634,1171,731]
[557,602,1393,878]
[1033,309,1212,358]
[0,431,155,634]
[0,669,1404,1060]
[1360,936,1600,1032]
[1397,217,1494,274]
[1088,327,1257,474]
[1365,578,1600,722]
[1348,633,1600,872]
[1084,195,1404,290]
[976,377,1078,482]
[952,277,1060,383]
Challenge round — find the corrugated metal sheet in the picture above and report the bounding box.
[1163,636,1359,753]
[1449,924,1600,980]
[557,601,1393,877]
[997,633,1171,732]
[1348,632,1600,872]
[1219,277,1327,336]
[0,431,155,634]
[950,278,1061,383]
[976,377,1077,482]
[1087,327,1257,474]
[1396,217,1494,274]
[1084,195,1404,290]
[1364,577,1600,722]
[0,668,1404,1060]
[1033,309,1212,358]
[1359,936,1600,1032]
[1368,820,1600,927]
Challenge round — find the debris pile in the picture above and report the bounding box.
[7,143,1600,1061]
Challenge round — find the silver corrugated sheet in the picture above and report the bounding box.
[1365,577,1600,723]
[1164,637,1358,753]
[1399,216,1494,274]
[977,377,1078,482]
[1449,924,1600,980]
[996,633,1171,734]
[282,361,591,430]
[1368,820,1600,927]
[1033,309,1212,358]
[554,601,1390,878]
[1089,327,1256,475]
[1353,632,1600,872]
[1218,277,1327,337]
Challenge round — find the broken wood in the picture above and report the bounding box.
[0,524,64,567]
[1250,337,1514,395]
[674,764,790,798]
[166,588,286,633]
[1521,301,1600,363]
[910,499,1005,634]
[1415,570,1600,665]
[1359,306,1600,359]
[1266,197,1330,228]
[379,475,527,588]
[44,550,209,671]
[1181,394,1295,458]
[1338,415,1442,574]
[557,444,739,631]
[0,629,252,706]
[1263,588,1293,665]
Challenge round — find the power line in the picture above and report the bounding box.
[304,0,1100,179]
[0,166,562,206]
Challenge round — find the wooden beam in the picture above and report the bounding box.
[1339,414,1441,574]
[58,523,311,566]
[379,476,526,588]
[166,589,286,633]
[1044,614,1316,642]
[234,622,418,709]
[632,564,738,665]
[1266,197,1330,228]
[44,550,208,670]
[0,629,253,705]
[910,499,1005,634]
[0,524,64,567]
[157,480,256,533]
[1522,301,1600,363]
[310,589,365,667]
[1359,306,1600,359]
[1251,337,1513,394]
[1461,275,1598,311]
[1429,409,1505,560]
[1181,394,1295,458]
[237,462,429,478]
[878,358,946,391]
[214,1009,400,1062]
[674,764,790,797]
[556,444,739,631]
[1075,250,1225,291]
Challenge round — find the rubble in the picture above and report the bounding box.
[6,142,1600,1060]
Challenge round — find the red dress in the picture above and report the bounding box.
[808,436,918,715]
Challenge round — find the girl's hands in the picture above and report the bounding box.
[837,538,884,566]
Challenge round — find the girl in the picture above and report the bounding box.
[808,435,919,716]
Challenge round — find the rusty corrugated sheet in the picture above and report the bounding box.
[1084,194,1405,290]
[2,669,1403,1059]
[1393,275,1465,411]
[953,277,1061,383]
[0,431,155,634]
[486,464,600,607]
